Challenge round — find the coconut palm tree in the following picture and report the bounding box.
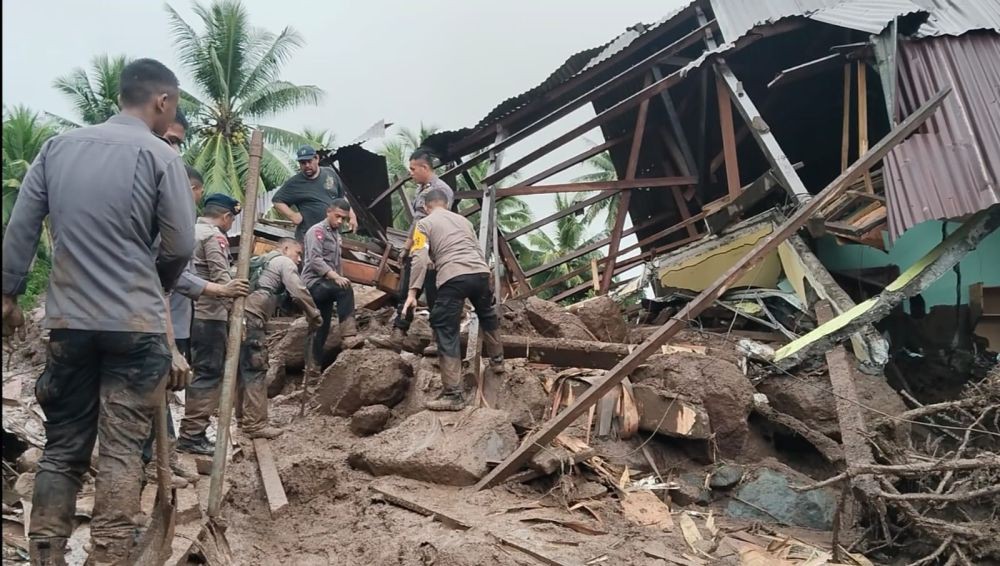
[300,127,336,151]
[166,0,324,199]
[572,148,621,235]
[3,106,59,228]
[521,192,605,299]
[51,54,128,127]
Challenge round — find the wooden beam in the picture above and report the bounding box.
[652,66,697,176]
[253,438,289,517]
[841,64,852,172]
[714,61,812,203]
[474,86,952,490]
[506,190,617,239]
[497,234,530,292]
[601,75,652,294]
[460,136,629,218]
[857,63,876,194]
[717,74,742,198]
[774,205,1000,368]
[523,211,673,278]
[454,176,695,200]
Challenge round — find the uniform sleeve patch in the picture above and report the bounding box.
[411,228,428,252]
[314,228,324,240]
[215,235,228,249]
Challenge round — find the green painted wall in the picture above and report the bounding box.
[817,219,1000,307]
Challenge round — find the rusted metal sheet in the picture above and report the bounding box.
[883,33,1000,238]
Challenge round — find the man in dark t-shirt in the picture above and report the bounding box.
[272,145,358,241]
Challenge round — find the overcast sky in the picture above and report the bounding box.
[3,0,687,285]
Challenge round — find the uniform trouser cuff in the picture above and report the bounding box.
[179,389,219,440]
[239,381,269,432]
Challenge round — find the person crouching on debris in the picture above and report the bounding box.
[302,198,358,367]
[177,193,242,454]
[404,188,505,411]
[240,238,322,437]
[370,148,454,353]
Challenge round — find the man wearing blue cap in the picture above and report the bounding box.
[177,193,252,453]
[272,145,358,241]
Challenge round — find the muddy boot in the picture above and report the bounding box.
[339,316,358,338]
[29,537,68,566]
[426,356,465,411]
[369,327,406,352]
[422,342,438,357]
[143,461,188,490]
[483,329,505,375]
[169,447,199,484]
[246,426,283,440]
[176,434,214,456]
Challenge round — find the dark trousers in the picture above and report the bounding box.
[140,339,187,464]
[393,255,437,332]
[430,273,499,362]
[179,319,228,441]
[235,316,270,432]
[31,330,169,555]
[308,280,356,364]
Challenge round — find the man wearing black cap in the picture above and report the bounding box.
[177,193,252,453]
[272,145,358,241]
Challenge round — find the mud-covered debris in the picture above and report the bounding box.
[709,464,744,489]
[350,405,391,436]
[316,347,412,416]
[278,454,338,502]
[524,297,597,341]
[348,408,517,486]
[630,384,712,440]
[631,353,754,454]
[16,447,41,474]
[670,473,711,507]
[567,296,627,342]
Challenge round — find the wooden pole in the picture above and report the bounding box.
[717,74,741,198]
[841,64,852,172]
[857,63,876,193]
[475,86,951,490]
[207,129,263,517]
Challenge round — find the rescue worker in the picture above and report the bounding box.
[370,148,454,352]
[1,58,193,564]
[302,198,358,367]
[239,238,323,435]
[271,144,358,241]
[177,193,251,454]
[403,188,504,411]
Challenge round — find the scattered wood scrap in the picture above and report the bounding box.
[253,438,288,518]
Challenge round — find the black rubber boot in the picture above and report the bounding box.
[176,434,215,456]
[29,537,68,566]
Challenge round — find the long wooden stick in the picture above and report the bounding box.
[207,130,263,517]
[841,63,851,172]
[858,63,875,194]
[475,86,952,490]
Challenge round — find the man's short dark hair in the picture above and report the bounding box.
[328,197,351,212]
[423,188,449,205]
[409,147,436,168]
[277,237,301,248]
[174,107,189,130]
[119,58,179,107]
[185,165,203,185]
[202,204,232,218]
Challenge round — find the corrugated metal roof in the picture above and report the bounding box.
[709,0,998,43]
[883,33,1000,238]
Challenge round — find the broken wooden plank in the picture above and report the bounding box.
[704,170,783,234]
[252,438,288,517]
[621,490,674,531]
[474,86,952,490]
[372,483,573,566]
[773,204,1000,368]
[753,398,844,463]
[716,74,742,198]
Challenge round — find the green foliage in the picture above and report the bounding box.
[166,0,323,198]
[18,251,51,310]
[3,106,59,228]
[572,148,621,234]
[521,192,606,300]
[51,54,129,127]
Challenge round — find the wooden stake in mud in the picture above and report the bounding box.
[207,129,263,517]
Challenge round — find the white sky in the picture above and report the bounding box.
[3,0,688,286]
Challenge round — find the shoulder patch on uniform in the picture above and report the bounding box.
[411,228,428,252]
[215,234,228,249]
[314,227,324,240]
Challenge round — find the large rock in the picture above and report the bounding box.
[726,459,837,530]
[631,353,754,454]
[524,297,597,341]
[348,408,518,486]
[498,300,541,337]
[268,317,342,374]
[566,296,627,342]
[350,405,391,436]
[757,371,906,440]
[316,347,412,416]
[490,359,549,431]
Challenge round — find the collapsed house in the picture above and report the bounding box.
[3,1,1000,565]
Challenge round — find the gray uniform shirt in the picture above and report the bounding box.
[1,114,194,332]
[192,218,233,321]
[410,208,489,290]
[411,176,454,223]
[170,265,208,340]
[245,255,317,322]
[301,220,343,290]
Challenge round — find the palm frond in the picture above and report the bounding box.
[238,26,304,100]
[239,81,323,118]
